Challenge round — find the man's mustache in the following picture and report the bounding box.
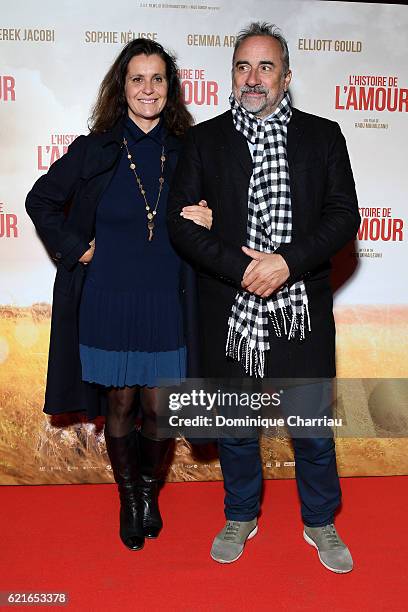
[240,86,268,94]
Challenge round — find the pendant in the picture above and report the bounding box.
[147,221,155,241]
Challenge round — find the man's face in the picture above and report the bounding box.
[232,35,292,118]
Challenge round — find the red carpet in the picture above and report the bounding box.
[1,477,407,611]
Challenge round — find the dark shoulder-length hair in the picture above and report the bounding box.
[89,38,193,136]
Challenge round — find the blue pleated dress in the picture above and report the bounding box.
[78,117,186,388]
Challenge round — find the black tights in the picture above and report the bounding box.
[105,386,164,439]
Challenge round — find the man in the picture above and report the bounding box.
[167,22,360,571]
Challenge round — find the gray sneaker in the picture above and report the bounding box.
[303,523,353,573]
[210,519,258,564]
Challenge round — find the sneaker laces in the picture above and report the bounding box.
[224,521,241,542]
[321,524,343,548]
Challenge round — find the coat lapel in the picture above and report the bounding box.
[81,121,123,180]
[216,111,252,239]
[287,109,307,241]
[219,111,252,178]
[287,108,305,166]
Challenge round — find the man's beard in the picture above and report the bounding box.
[239,85,269,115]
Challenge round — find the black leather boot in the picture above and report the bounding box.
[105,429,145,551]
[139,434,172,538]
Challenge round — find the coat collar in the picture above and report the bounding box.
[218,108,306,177]
[81,117,180,179]
[98,118,124,148]
[99,116,180,153]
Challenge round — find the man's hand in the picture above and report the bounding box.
[241,246,290,298]
[243,258,258,278]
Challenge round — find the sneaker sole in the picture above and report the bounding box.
[210,525,258,564]
[303,530,353,574]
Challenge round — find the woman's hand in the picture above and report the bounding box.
[79,238,95,265]
[180,200,213,230]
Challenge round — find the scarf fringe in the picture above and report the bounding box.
[226,324,266,378]
[226,303,311,378]
[287,302,312,340]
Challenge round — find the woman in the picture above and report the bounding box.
[26,39,212,552]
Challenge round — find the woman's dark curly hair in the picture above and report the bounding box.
[89,38,193,136]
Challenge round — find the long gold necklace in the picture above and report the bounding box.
[123,137,166,242]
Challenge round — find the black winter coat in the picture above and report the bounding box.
[167,109,360,379]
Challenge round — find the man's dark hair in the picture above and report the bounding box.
[233,22,290,74]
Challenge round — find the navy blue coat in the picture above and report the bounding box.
[26,119,198,417]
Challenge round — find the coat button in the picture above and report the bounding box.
[55,252,62,259]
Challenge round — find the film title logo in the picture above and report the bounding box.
[0,28,55,42]
[37,134,79,171]
[0,76,15,102]
[298,38,362,52]
[358,207,403,242]
[0,202,18,239]
[336,75,408,112]
[187,34,236,47]
[179,68,218,106]
[85,31,157,44]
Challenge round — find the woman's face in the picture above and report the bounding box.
[125,53,168,131]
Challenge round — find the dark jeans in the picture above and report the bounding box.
[218,380,341,525]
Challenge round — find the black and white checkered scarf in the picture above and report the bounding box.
[226,92,311,377]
